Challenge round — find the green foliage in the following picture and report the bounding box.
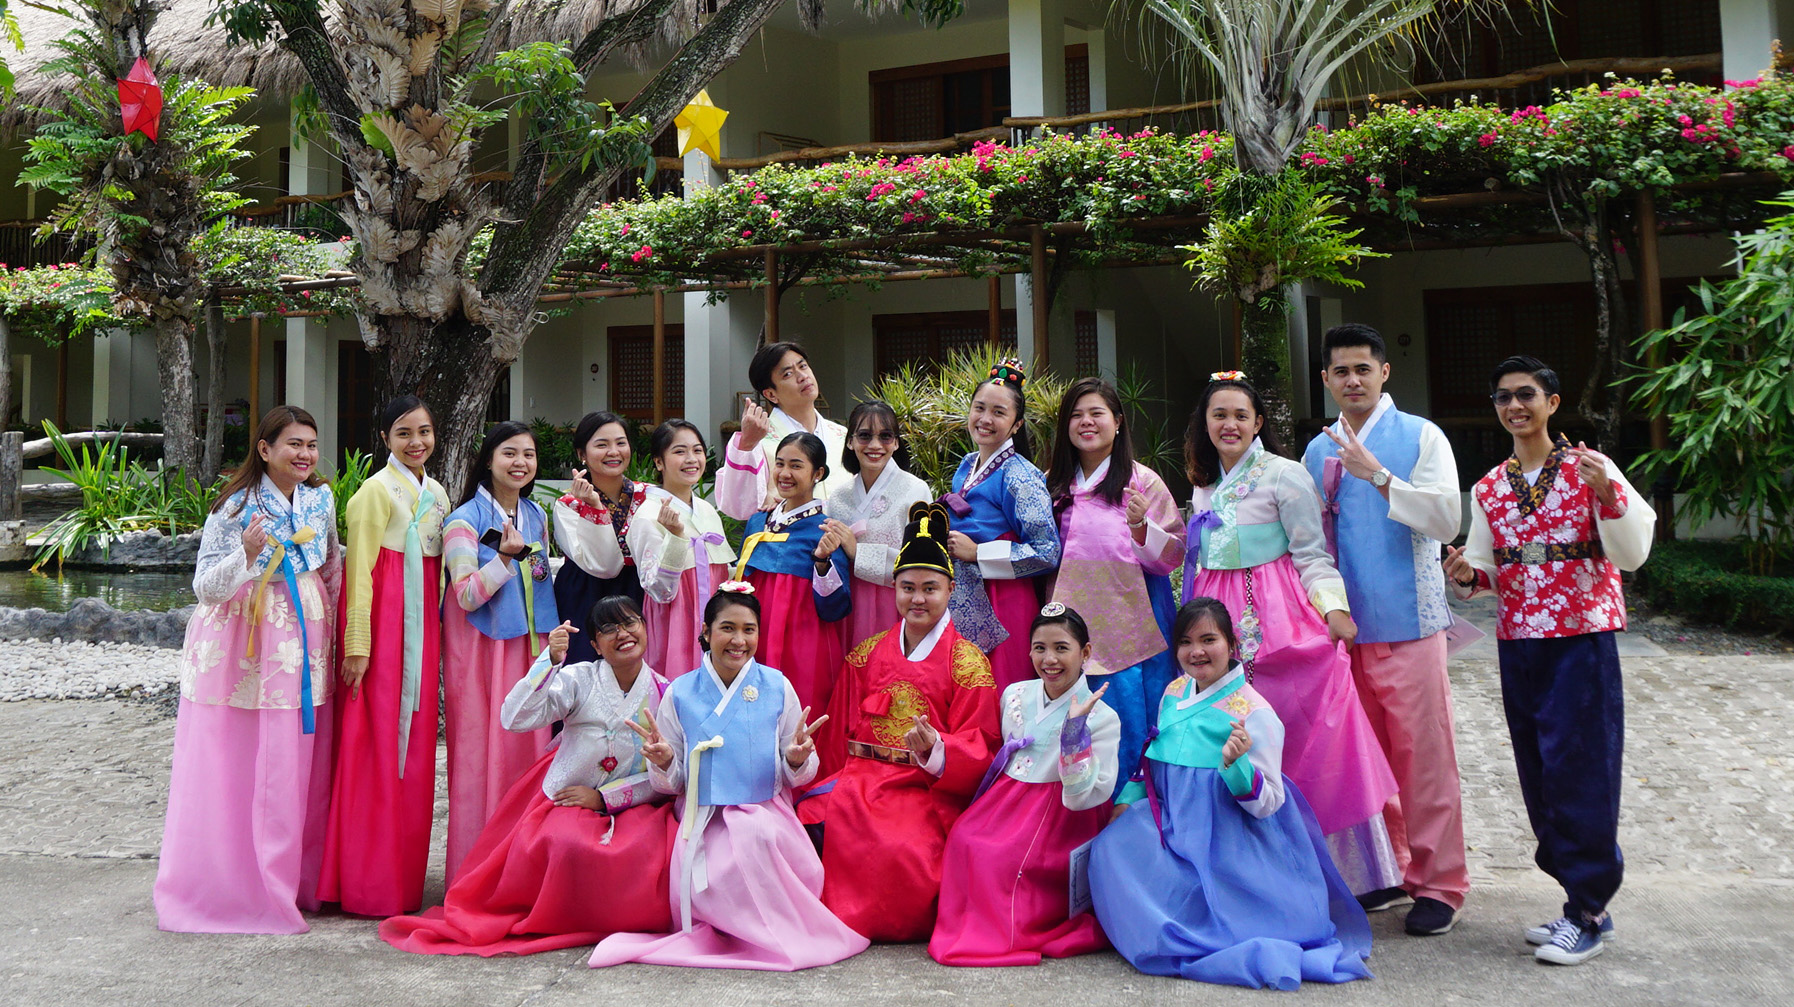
[529,417,580,482]
[864,347,1071,493]
[1633,194,1794,574]
[1,228,356,341]
[0,0,20,98]
[1114,360,1182,478]
[1632,540,1794,636]
[31,421,223,569]
[330,449,374,535]
[20,24,257,241]
[1181,168,1381,304]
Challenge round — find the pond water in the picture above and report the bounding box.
[0,568,196,612]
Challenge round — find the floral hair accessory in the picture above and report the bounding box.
[987,357,1027,389]
[1039,601,1067,617]
[1209,370,1246,382]
[716,580,756,595]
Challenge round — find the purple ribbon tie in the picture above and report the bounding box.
[972,734,1034,802]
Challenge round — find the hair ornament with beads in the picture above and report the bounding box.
[988,357,1027,389]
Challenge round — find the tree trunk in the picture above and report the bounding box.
[153,315,198,477]
[201,298,226,482]
[1239,288,1297,450]
[1551,188,1631,453]
[368,313,504,486]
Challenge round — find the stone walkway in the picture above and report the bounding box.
[0,643,1790,1005]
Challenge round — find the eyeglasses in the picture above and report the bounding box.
[595,615,644,635]
[853,431,898,445]
[1490,387,1544,406]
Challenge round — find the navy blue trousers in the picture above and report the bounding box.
[1497,631,1625,922]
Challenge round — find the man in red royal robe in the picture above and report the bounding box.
[798,502,1000,942]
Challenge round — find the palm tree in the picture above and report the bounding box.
[20,0,256,478]
[1137,0,1521,443]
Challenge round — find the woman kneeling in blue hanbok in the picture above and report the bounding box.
[1089,596,1373,990]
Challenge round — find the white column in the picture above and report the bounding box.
[1095,308,1117,379]
[89,329,133,428]
[680,150,760,439]
[1720,0,1794,83]
[1084,29,1108,113]
[1009,0,1067,119]
[287,102,340,465]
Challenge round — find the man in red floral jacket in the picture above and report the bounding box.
[1445,356,1654,967]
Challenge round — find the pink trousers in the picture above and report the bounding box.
[1350,631,1471,909]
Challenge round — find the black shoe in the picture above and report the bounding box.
[1356,886,1412,912]
[1404,897,1457,935]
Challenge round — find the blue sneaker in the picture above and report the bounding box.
[1534,918,1606,965]
[1525,913,1614,945]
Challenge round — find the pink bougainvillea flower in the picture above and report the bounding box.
[631,245,653,262]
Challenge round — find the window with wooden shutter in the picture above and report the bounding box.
[608,325,685,422]
[873,311,1018,377]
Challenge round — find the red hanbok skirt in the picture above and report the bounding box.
[745,569,845,715]
[379,750,677,955]
[316,548,441,917]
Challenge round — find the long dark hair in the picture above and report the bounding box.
[841,400,913,475]
[972,373,1032,461]
[459,420,539,506]
[649,419,707,485]
[571,410,631,471]
[1183,378,1283,487]
[1172,596,1238,653]
[1046,377,1133,505]
[215,405,326,514]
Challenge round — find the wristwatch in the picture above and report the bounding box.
[1370,468,1391,488]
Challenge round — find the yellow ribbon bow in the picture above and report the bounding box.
[246,526,317,658]
[732,530,789,581]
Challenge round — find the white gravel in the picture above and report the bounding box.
[0,639,180,702]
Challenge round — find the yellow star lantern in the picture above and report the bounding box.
[675,89,729,161]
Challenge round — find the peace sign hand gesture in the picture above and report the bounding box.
[1221,718,1252,768]
[1069,682,1110,720]
[625,707,675,770]
[1324,420,1385,484]
[785,707,830,769]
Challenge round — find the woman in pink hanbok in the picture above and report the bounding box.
[588,585,869,971]
[1178,374,1401,896]
[627,419,736,679]
[155,406,339,934]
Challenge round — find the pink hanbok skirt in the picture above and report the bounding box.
[154,700,334,933]
[929,775,1109,965]
[645,563,730,680]
[317,549,442,917]
[588,796,869,971]
[1187,554,1397,837]
[443,602,551,882]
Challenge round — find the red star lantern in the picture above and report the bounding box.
[117,56,163,142]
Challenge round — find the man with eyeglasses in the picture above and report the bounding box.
[1302,323,1467,937]
[1442,355,1655,967]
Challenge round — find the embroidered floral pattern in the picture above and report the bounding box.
[1475,448,1632,641]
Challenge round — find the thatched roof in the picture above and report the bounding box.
[2,0,678,129]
